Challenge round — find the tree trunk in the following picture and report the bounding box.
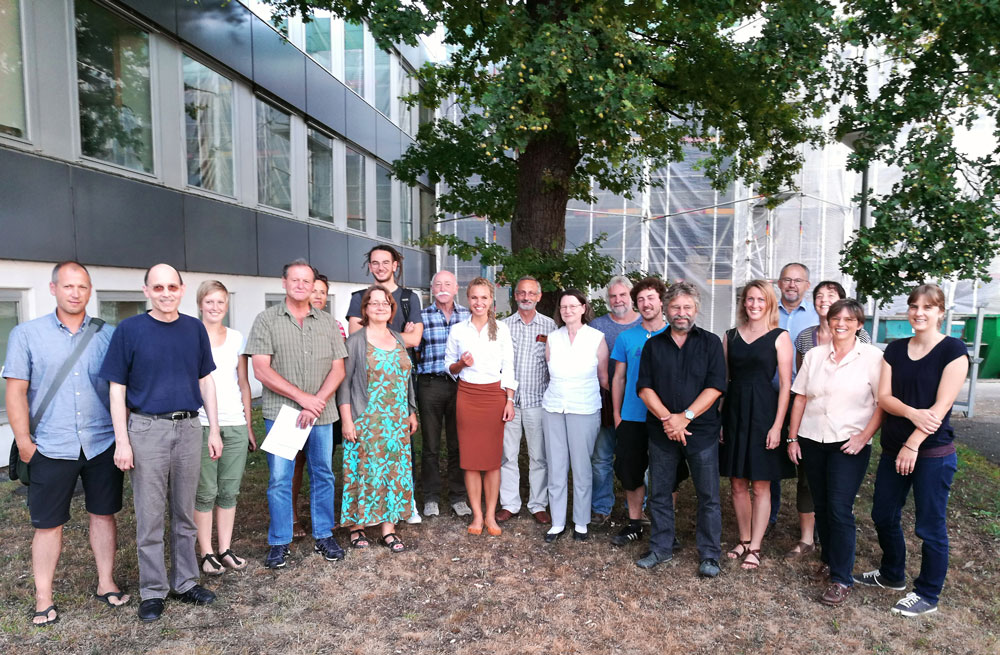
[512,134,579,316]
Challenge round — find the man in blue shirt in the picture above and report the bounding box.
[101,264,221,622]
[3,262,129,626]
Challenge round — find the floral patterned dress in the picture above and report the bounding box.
[341,341,413,525]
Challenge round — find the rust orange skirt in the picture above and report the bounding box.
[456,379,505,471]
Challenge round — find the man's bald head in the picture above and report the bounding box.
[144,263,183,286]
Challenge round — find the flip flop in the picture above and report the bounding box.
[32,604,59,627]
[94,590,131,607]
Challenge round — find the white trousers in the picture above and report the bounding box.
[499,405,548,514]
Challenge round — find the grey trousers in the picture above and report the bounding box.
[128,414,202,600]
[500,405,548,514]
[543,410,601,530]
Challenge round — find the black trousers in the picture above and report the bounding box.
[417,375,467,504]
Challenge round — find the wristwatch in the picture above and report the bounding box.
[787,437,798,444]
[684,409,695,420]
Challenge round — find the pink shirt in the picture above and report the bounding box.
[791,339,883,444]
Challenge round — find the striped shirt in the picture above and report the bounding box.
[245,302,347,424]
[502,311,556,408]
[417,302,470,375]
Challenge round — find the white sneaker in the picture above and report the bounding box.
[452,501,472,517]
[423,501,440,517]
[406,499,422,524]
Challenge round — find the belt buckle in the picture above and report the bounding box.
[170,411,187,421]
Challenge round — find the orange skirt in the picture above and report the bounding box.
[456,380,505,471]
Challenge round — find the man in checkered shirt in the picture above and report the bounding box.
[498,276,556,524]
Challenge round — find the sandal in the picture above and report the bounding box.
[93,590,130,607]
[349,529,370,549]
[742,549,762,570]
[200,553,226,576]
[784,541,816,560]
[727,540,750,560]
[379,532,406,553]
[32,604,59,627]
[219,549,248,571]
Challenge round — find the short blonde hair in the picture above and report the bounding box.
[197,280,228,307]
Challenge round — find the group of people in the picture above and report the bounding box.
[4,252,967,626]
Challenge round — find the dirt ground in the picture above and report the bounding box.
[1,422,998,654]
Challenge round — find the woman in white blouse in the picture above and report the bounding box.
[787,298,883,606]
[542,289,609,542]
[445,277,516,536]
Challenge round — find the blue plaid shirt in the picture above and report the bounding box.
[417,302,470,375]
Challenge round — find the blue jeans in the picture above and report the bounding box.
[264,420,336,546]
[591,425,616,515]
[871,451,957,604]
[647,432,722,560]
[799,439,870,586]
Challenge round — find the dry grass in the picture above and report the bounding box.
[1,416,998,655]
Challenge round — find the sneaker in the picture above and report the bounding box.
[452,501,472,517]
[610,523,643,546]
[314,536,345,561]
[265,544,290,569]
[406,507,423,524]
[635,550,673,570]
[423,501,440,517]
[891,592,938,617]
[698,558,721,578]
[853,569,906,591]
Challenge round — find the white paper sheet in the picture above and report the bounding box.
[259,405,313,461]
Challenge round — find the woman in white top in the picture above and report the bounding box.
[445,277,516,536]
[194,281,256,575]
[542,289,609,542]
[787,298,883,606]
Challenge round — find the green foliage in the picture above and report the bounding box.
[266,0,1000,305]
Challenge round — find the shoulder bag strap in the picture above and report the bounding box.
[29,318,105,436]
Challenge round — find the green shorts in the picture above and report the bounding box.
[195,425,249,511]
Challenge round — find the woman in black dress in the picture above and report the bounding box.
[721,280,794,569]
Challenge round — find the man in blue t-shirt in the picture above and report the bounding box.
[100,264,221,623]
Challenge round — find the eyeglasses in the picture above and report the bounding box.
[367,301,392,308]
[559,303,584,311]
[779,277,807,285]
[150,284,181,292]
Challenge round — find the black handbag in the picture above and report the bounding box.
[8,318,105,485]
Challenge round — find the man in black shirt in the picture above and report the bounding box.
[635,281,726,577]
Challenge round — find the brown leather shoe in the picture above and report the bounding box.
[495,509,517,522]
[532,510,552,525]
[784,541,816,560]
[820,582,851,606]
[810,563,831,582]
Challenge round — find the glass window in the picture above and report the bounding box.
[376,162,392,238]
[75,0,153,173]
[399,182,412,242]
[397,65,417,135]
[98,293,147,326]
[308,127,334,222]
[264,293,285,309]
[346,146,366,231]
[256,98,291,211]
[0,0,26,138]
[374,49,391,116]
[183,56,234,196]
[343,21,364,96]
[0,293,21,415]
[418,85,434,128]
[420,188,435,239]
[305,16,331,71]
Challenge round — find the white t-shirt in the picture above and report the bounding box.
[542,325,603,415]
[199,327,248,427]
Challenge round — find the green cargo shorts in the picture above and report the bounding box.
[195,425,250,511]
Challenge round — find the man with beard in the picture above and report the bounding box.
[588,276,641,524]
[346,244,423,348]
[635,282,726,578]
[416,270,472,517]
[497,276,556,524]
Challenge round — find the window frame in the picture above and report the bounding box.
[0,289,25,423]
[0,0,31,145]
[180,52,238,199]
[253,94,295,214]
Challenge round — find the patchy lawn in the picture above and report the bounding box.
[2,415,998,654]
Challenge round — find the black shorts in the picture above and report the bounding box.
[614,420,690,492]
[28,443,124,529]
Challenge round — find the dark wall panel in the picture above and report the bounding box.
[256,213,310,278]
[184,195,258,276]
[251,18,306,113]
[308,225,350,282]
[347,234,376,284]
[177,0,253,80]
[0,150,76,263]
[376,114,402,163]
[344,92,378,154]
[73,169,185,271]
[401,246,431,289]
[305,59,346,136]
[119,0,177,32]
